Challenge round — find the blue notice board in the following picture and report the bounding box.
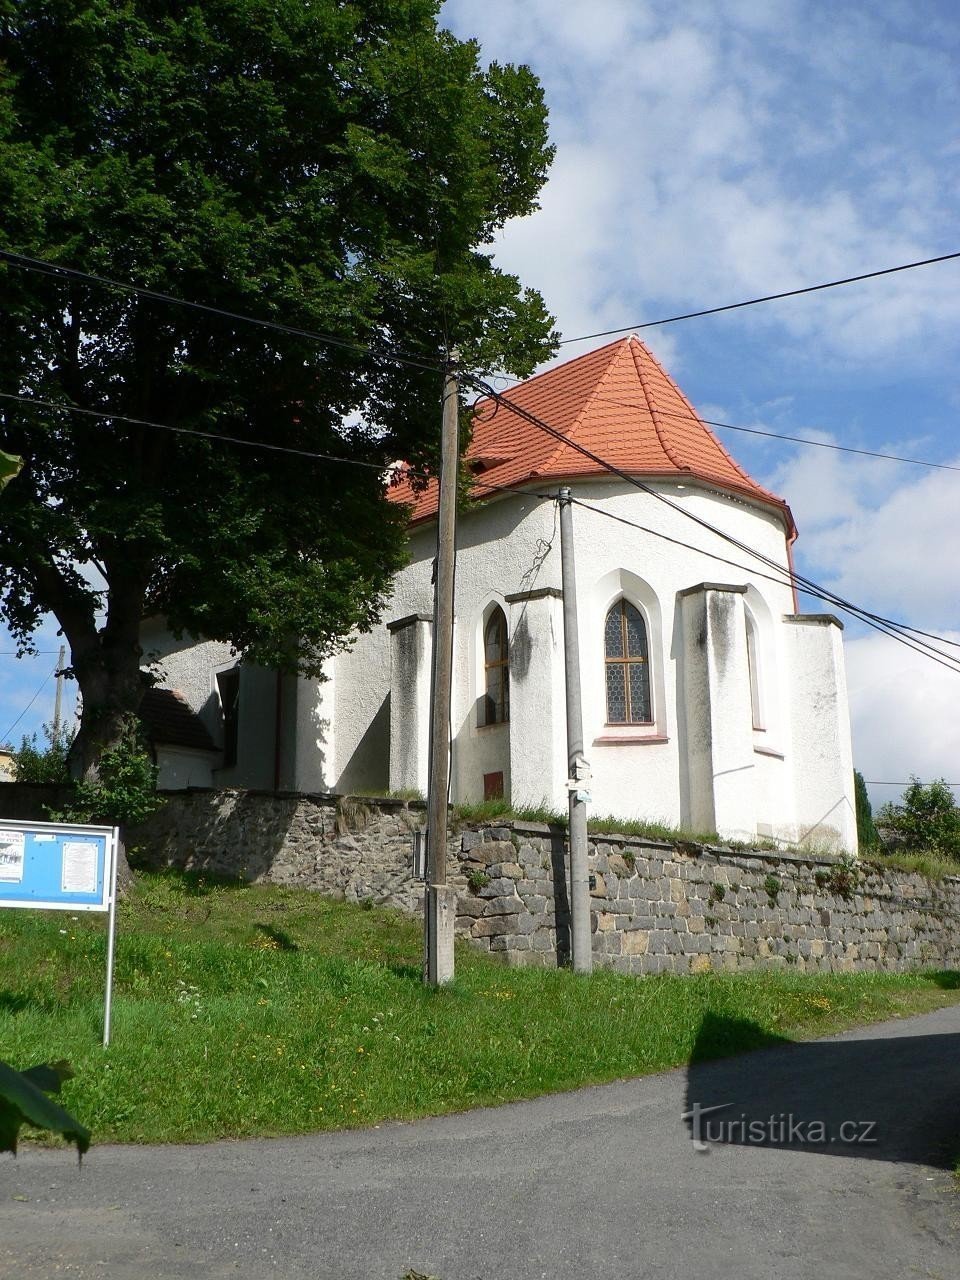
[0,820,117,913]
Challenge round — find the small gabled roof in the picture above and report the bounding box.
[138,687,218,753]
[388,335,795,538]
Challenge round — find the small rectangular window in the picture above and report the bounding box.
[483,771,504,800]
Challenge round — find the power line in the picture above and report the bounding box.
[479,373,959,475]
[0,669,54,743]
[567,496,960,660]
[467,374,960,654]
[0,249,443,375]
[556,251,960,345]
[0,390,413,472]
[5,380,956,670]
[0,387,557,506]
[865,781,960,787]
[583,394,960,476]
[463,373,960,677]
[701,417,960,473]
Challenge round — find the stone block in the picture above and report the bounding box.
[478,877,517,897]
[622,930,649,956]
[482,894,524,916]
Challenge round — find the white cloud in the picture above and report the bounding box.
[768,443,960,626]
[444,0,960,367]
[845,630,960,810]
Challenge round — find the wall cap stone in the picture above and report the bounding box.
[677,581,748,598]
[782,613,845,630]
[504,587,563,604]
[387,612,433,632]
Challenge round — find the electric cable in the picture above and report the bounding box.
[463,372,960,676]
[0,669,54,743]
[556,251,960,345]
[475,371,960,475]
[0,249,444,374]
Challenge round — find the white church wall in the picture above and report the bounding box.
[356,475,806,831]
[782,616,858,851]
[505,590,566,810]
[292,670,335,793]
[140,619,277,790]
[388,615,433,796]
[155,746,216,790]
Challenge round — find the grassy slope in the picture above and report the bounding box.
[1,871,958,1145]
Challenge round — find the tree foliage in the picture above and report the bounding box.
[9,719,73,784]
[878,777,960,858]
[853,769,878,850]
[51,715,162,826]
[0,1,556,774]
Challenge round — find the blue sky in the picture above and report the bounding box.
[2,0,959,808]
[439,0,960,806]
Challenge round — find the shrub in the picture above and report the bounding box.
[49,716,161,827]
[8,720,72,784]
[878,778,960,859]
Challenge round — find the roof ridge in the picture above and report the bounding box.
[629,336,761,489]
[535,338,630,477]
[474,334,629,409]
[628,338,690,473]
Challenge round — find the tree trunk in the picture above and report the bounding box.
[67,583,148,784]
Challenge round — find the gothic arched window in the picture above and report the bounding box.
[745,612,763,730]
[604,599,652,724]
[482,607,510,725]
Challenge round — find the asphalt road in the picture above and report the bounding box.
[2,1002,959,1280]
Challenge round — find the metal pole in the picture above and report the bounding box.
[558,487,592,973]
[424,351,460,986]
[103,831,120,1046]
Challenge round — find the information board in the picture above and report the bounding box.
[0,822,116,911]
[0,819,120,1043]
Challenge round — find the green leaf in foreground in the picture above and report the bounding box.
[0,449,22,492]
[0,1059,90,1161]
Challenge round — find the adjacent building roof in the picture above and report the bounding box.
[387,335,796,538]
[138,688,219,753]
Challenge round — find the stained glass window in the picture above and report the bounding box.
[604,600,652,724]
[482,607,509,725]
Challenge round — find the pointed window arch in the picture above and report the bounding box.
[745,611,763,730]
[482,606,510,725]
[604,599,652,724]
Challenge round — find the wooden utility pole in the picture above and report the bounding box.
[424,350,460,986]
[52,643,67,739]
[558,487,592,973]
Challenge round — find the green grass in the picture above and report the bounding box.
[863,849,960,880]
[2,870,958,1146]
[451,798,722,844]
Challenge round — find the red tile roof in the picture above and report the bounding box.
[387,336,795,538]
[139,687,219,753]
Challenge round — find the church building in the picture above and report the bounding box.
[143,337,857,851]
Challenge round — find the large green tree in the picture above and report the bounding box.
[0,0,556,776]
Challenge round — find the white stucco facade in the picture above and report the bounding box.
[275,475,854,851]
[140,337,858,852]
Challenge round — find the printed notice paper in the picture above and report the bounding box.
[0,830,25,882]
[62,841,98,894]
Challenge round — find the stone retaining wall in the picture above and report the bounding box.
[3,785,958,974]
[456,823,960,974]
